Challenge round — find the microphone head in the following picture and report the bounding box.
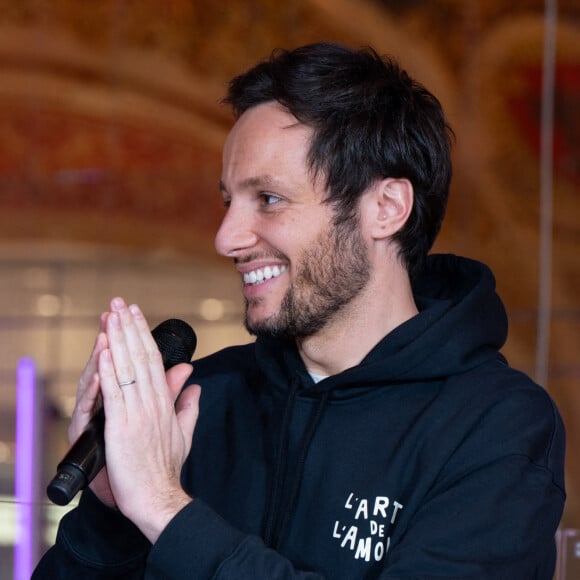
[151,318,197,370]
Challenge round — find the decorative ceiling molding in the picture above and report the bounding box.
[0,25,230,145]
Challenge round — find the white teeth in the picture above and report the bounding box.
[243,265,286,285]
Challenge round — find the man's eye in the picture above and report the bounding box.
[261,193,281,205]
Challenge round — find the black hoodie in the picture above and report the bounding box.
[34,255,566,579]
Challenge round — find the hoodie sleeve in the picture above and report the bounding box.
[32,490,325,579]
[147,499,325,579]
[32,489,151,579]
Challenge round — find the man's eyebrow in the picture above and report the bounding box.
[219,175,282,194]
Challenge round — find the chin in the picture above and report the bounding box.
[244,310,287,339]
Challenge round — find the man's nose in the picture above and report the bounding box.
[215,205,259,257]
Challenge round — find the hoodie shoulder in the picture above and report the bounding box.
[442,358,566,493]
[188,342,258,382]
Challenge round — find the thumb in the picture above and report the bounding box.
[166,362,194,402]
[176,384,202,444]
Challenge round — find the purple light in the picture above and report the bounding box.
[14,357,41,580]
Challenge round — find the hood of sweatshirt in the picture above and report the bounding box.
[255,254,508,395]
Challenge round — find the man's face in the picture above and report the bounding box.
[215,102,370,339]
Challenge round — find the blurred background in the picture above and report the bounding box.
[0,0,578,577]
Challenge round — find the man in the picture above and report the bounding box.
[34,42,565,579]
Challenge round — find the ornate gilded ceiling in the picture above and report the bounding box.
[0,0,577,253]
[0,0,577,251]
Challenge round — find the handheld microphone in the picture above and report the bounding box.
[46,318,197,506]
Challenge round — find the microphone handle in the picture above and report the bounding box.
[46,407,105,506]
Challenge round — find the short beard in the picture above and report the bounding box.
[245,213,370,340]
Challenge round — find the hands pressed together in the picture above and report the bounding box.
[69,297,201,543]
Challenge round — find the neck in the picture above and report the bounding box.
[297,267,418,377]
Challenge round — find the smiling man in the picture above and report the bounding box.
[34,42,565,579]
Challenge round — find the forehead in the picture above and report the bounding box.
[222,102,313,177]
[229,101,305,140]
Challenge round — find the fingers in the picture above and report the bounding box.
[98,347,127,417]
[124,302,168,395]
[166,363,194,402]
[77,313,109,399]
[105,311,138,389]
[105,299,168,397]
[68,371,101,444]
[99,297,195,419]
[70,313,109,443]
[175,384,202,452]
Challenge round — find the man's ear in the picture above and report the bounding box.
[367,178,414,240]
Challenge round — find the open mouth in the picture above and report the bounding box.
[243,265,287,286]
